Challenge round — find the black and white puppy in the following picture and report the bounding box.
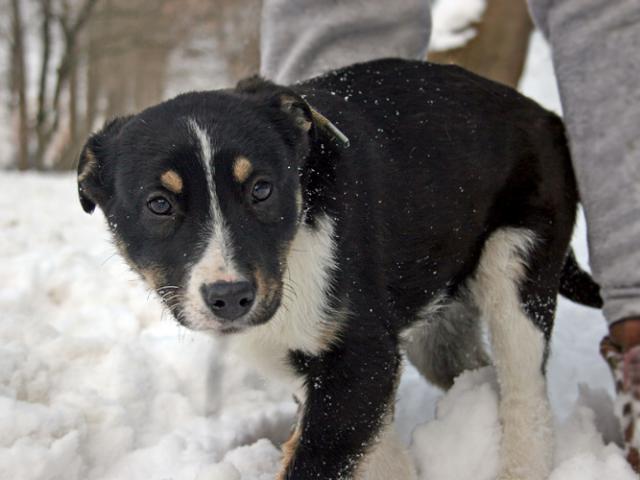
[77,59,602,480]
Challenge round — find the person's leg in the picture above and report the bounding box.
[528,0,640,328]
[260,0,431,85]
[529,0,640,468]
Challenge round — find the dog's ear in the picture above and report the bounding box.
[77,116,131,214]
[278,93,314,134]
[236,76,350,148]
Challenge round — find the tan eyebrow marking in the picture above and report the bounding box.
[232,156,253,183]
[160,170,183,194]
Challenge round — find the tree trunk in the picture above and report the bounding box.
[428,0,533,88]
[10,0,29,170]
[133,45,169,111]
[68,44,79,151]
[41,0,100,166]
[35,0,53,170]
[85,21,101,134]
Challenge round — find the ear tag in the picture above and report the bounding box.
[309,107,351,148]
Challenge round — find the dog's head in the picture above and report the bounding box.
[77,78,344,334]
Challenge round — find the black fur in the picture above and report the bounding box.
[78,58,601,479]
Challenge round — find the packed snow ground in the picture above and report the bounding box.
[0,33,637,480]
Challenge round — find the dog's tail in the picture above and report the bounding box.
[559,249,603,308]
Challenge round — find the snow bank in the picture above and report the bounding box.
[409,368,635,480]
[0,173,290,479]
[411,369,500,480]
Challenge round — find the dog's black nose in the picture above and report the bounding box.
[200,281,255,321]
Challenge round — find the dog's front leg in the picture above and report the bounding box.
[278,333,411,480]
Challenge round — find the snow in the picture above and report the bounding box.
[0,173,294,479]
[411,369,501,480]
[519,31,562,115]
[429,0,487,52]
[0,32,636,480]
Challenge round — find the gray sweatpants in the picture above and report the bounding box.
[260,0,640,325]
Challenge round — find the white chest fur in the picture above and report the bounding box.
[227,216,340,390]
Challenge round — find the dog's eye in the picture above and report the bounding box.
[252,180,272,202]
[147,196,173,215]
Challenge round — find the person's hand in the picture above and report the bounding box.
[610,317,640,351]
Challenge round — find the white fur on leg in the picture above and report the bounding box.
[355,416,417,480]
[469,228,553,480]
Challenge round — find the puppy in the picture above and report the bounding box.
[77,58,602,480]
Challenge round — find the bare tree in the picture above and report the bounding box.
[84,9,101,133]
[34,0,53,169]
[9,0,29,170]
[45,0,99,168]
[1,0,264,170]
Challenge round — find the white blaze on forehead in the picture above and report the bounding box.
[188,118,214,207]
[187,118,240,291]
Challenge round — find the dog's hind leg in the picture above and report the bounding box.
[403,297,490,390]
[469,227,557,480]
